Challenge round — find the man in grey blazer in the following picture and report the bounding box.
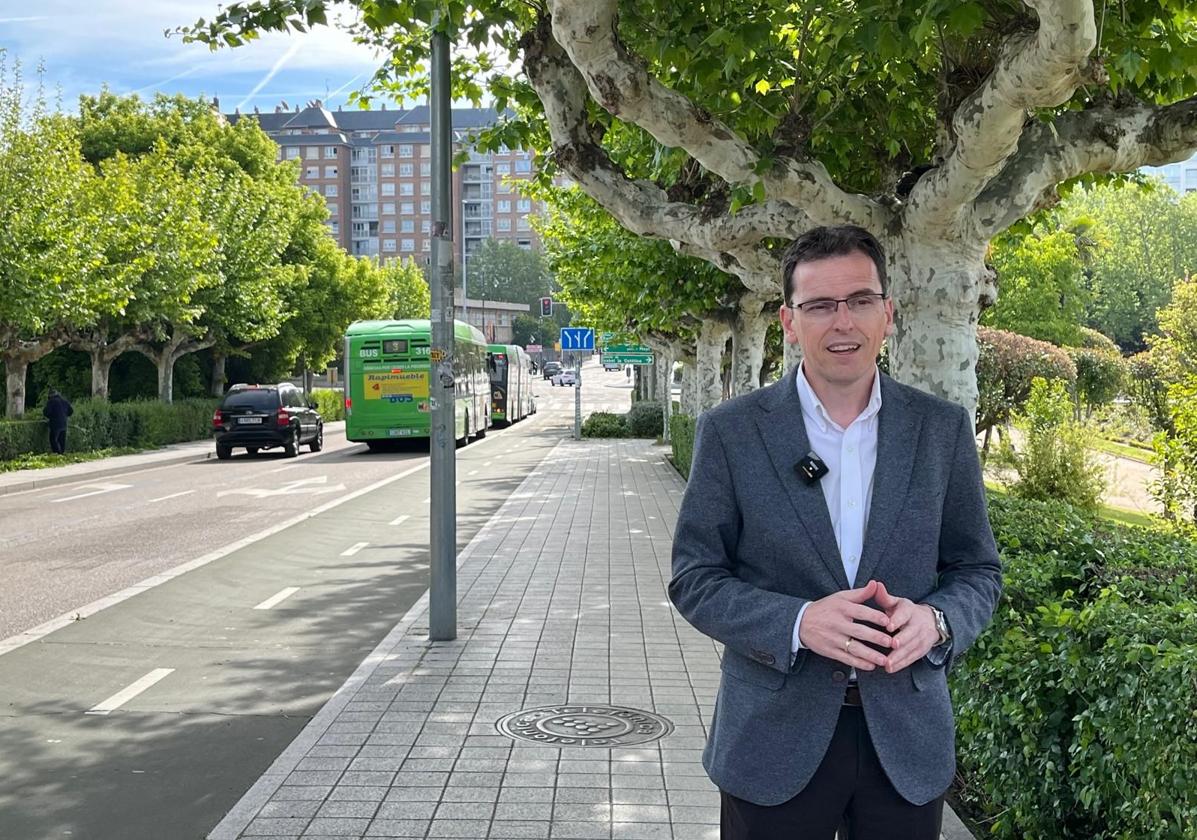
[670,225,1001,839]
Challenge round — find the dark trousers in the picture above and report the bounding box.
[49,427,67,455]
[720,706,944,840]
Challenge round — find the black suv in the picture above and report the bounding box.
[542,361,562,380]
[212,383,324,460]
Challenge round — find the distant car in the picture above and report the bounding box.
[552,369,578,387]
[542,361,563,380]
[602,361,621,371]
[211,383,324,460]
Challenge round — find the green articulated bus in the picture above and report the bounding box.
[487,344,534,427]
[344,319,489,450]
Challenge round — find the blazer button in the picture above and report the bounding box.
[832,670,848,683]
[751,650,776,666]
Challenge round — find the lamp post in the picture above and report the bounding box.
[461,197,469,322]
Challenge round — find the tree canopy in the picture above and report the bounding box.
[183,0,1197,412]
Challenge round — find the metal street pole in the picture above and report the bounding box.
[461,198,468,320]
[574,352,582,440]
[428,18,456,641]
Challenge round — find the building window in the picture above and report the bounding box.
[400,182,414,196]
[383,239,397,251]
[418,144,429,156]
[399,144,413,157]
[421,181,431,195]
[381,183,396,196]
[517,199,532,212]
[327,203,339,215]
[285,147,300,159]
[329,220,339,235]
[515,158,532,173]
[421,220,431,234]
[382,220,396,234]
[498,218,511,231]
[401,219,415,233]
[382,202,396,215]
[302,146,317,160]
[324,146,338,158]
[303,166,318,179]
[324,165,338,178]
[496,163,510,175]
[399,163,414,177]
[420,201,431,214]
[517,216,531,231]
[381,163,395,177]
[401,238,415,251]
[422,239,431,251]
[401,202,415,215]
[517,239,531,249]
[325,184,338,197]
[498,181,512,193]
[497,200,511,213]
[381,144,395,158]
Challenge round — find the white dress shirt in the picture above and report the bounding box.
[791,363,882,654]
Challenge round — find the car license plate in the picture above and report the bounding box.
[238,417,263,424]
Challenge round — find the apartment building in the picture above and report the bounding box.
[225,100,546,266]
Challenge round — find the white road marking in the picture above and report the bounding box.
[467,470,478,476]
[253,587,300,610]
[86,669,174,715]
[0,459,431,660]
[341,542,369,556]
[389,514,410,526]
[51,483,132,504]
[217,475,346,499]
[148,490,194,504]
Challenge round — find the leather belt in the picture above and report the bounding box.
[843,685,862,706]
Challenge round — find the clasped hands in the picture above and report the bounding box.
[797,580,937,674]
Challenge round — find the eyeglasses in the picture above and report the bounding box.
[785,292,887,319]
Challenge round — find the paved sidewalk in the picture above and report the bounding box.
[0,422,346,496]
[209,438,973,840]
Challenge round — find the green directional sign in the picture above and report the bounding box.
[603,343,654,365]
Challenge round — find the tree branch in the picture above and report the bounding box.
[971,96,1197,238]
[906,0,1099,236]
[545,0,883,229]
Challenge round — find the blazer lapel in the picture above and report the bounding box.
[853,375,922,587]
[755,367,850,590]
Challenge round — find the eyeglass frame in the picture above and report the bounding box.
[783,291,889,318]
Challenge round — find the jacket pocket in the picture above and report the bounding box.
[721,651,786,691]
[910,660,945,692]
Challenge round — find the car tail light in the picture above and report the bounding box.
[277,408,290,427]
[212,409,223,429]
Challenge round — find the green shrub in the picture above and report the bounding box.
[953,494,1197,839]
[312,388,345,421]
[976,327,1076,438]
[670,414,696,479]
[1066,347,1126,416]
[1126,350,1173,434]
[1150,376,1197,527]
[996,377,1105,513]
[1076,326,1121,354]
[0,398,218,462]
[581,412,626,438]
[625,400,663,438]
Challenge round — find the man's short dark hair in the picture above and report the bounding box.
[781,225,888,303]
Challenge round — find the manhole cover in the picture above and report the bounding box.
[496,704,674,747]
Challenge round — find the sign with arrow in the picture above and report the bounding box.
[217,475,347,499]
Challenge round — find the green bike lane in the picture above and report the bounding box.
[0,413,566,840]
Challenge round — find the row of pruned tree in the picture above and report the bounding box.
[0,69,428,417]
[184,0,1197,420]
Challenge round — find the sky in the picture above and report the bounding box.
[1,1,390,114]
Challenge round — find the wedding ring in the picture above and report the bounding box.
[844,638,853,653]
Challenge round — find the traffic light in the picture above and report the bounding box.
[540,296,553,317]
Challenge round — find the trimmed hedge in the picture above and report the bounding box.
[581,412,626,438]
[626,400,664,438]
[976,326,1076,436]
[670,414,696,479]
[953,494,1197,839]
[311,388,345,422]
[0,398,218,461]
[1066,347,1126,415]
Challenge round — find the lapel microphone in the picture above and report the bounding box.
[795,451,829,485]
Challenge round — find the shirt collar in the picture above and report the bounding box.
[795,362,883,434]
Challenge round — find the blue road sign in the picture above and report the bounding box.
[560,327,595,351]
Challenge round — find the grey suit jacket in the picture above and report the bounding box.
[669,368,1001,807]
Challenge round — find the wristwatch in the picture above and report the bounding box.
[929,606,951,646]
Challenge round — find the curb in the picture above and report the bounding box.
[943,802,978,840]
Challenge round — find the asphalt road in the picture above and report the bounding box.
[0,359,631,840]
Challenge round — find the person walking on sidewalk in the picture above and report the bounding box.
[43,389,74,455]
[669,225,1001,840]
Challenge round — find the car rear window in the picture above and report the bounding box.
[221,390,279,410]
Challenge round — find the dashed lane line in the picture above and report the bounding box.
[85,668,175,716]
[253,587,300,610]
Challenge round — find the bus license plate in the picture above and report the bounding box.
[238,417,264,424]
[388,428,411,437]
